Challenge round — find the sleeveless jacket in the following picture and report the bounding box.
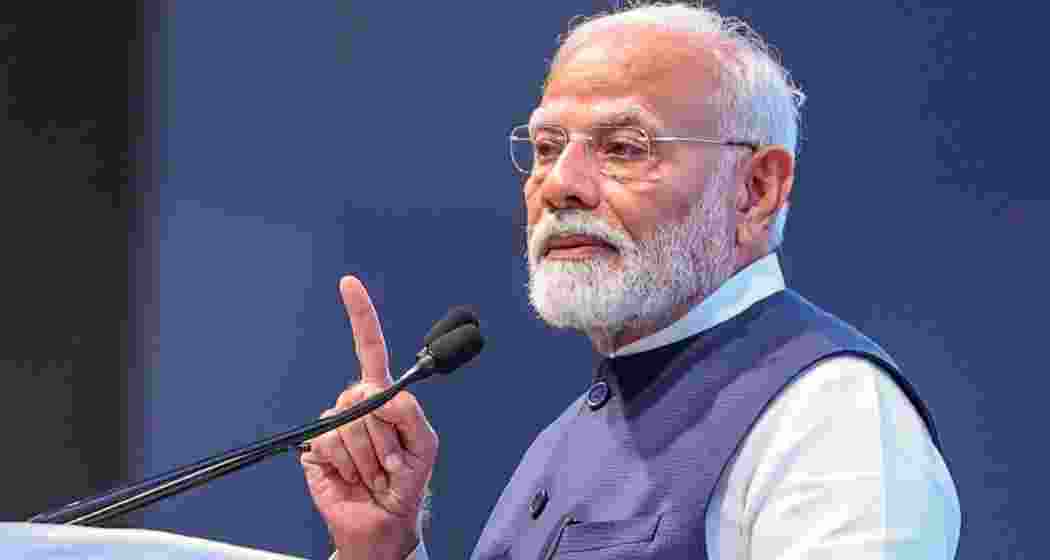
[470,290,941,559]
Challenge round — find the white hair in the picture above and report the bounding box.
[548,2,804,248]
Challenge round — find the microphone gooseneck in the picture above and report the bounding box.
[27,308,484,526]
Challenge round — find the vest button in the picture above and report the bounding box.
[529,489,549,520]
[587,380,611,410]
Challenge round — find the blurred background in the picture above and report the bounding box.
[1,1,1038,558]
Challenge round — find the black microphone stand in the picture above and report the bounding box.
[27,356,438,526]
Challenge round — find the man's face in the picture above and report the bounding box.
[525,27,742,337]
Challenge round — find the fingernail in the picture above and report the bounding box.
[384,453,402,472]
[373,474,388,493]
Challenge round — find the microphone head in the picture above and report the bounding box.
[423,306,479,346]
[428,324,484,374]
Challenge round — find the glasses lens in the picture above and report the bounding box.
[508,125,655,179]
[595,126,651,178]
[510,126,535,175]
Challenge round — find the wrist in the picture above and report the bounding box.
[331,520,418,560]
[332,544,417,560]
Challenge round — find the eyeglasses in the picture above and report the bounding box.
[509,124,760,180]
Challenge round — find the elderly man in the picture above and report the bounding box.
[300,3,961,559]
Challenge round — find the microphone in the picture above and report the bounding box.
[414,306,480,373]
[412,322,484,377]
[421,305,479,346]
[428,323,484,373]
[28,308,485,526]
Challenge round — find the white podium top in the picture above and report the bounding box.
[0,523,309,560]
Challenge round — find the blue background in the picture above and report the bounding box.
[138,2,1038,558]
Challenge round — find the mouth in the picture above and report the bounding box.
[541,234,619,261]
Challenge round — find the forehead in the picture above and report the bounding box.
[529,100,662,132]
[534,25,725,132]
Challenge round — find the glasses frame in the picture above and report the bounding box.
[509,123,761,177]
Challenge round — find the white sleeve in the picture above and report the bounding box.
[329,539,427,560]
[707,354,961,560]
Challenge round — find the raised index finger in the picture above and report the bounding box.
[339,275,392,387]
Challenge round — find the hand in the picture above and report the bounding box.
[300,275,439,560]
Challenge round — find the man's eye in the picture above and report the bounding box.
[601,140,647,160]
[534,140,564,161]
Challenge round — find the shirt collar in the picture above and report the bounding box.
[609,252,786,358]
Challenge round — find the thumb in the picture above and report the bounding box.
[339,275,393,387]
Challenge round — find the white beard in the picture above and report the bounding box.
[526,188,734,337]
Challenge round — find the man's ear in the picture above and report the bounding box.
[735,145,795,247]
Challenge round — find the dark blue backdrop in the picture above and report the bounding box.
[141,2,1038,558]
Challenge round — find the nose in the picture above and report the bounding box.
[535,138,601,212]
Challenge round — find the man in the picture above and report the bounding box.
[300,3,961,559]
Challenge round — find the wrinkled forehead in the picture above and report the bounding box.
[534,25,726,135]
[528,101,665,133]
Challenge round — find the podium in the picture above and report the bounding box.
[0,523,309,559]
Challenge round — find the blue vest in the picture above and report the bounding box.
[470,290,941,559]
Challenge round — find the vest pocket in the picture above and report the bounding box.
[554,513,662,554]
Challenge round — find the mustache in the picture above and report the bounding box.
[527,211,634,264]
